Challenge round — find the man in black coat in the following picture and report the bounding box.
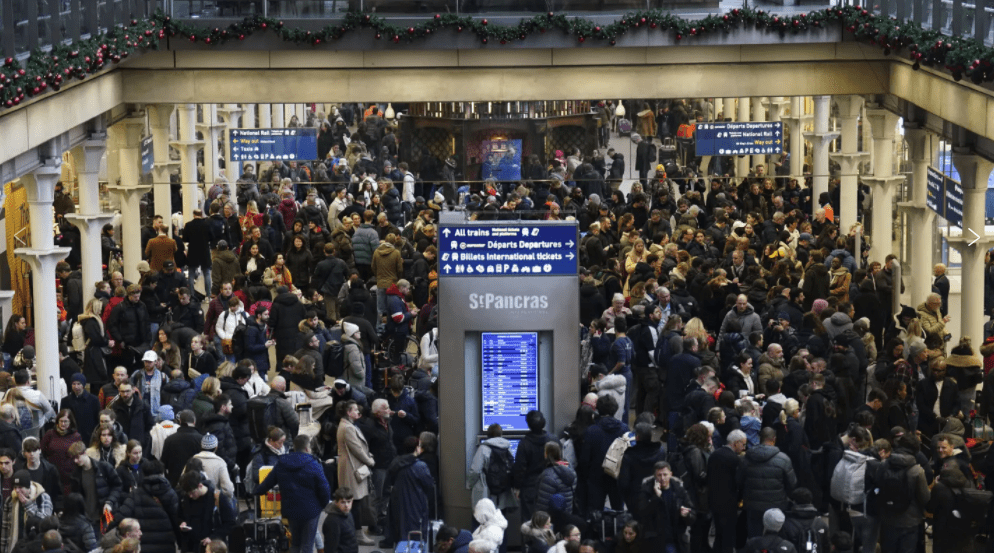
[69,441,125,522]
[183,209,215,298]
[162,410,203,487]
[511,410,559,521]
[60,374,99,445]
[916,360,962,438]
[269,286,307,366]
[177,472,235,553]
[110,382,154,451]
[708,429,747,553]
[633,134,653,185]
[618,422,667,520]
[323,487,358,553]
[667,337,702,449]
[219,367,253,472]
[108,284,151,361]
[737,427,797,539]
[357,400,396,534]
[311,243,349,321]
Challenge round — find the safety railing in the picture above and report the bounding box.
[871,0,994,46]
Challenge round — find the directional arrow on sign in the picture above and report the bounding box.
[775,131,781,136]
[443,264,451,273]
[442,228,451,237]
[566,240,575,248]
[969,228,981,246]
[567,252,575,260]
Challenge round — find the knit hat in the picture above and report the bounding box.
[137,260,150,273]
[217,240,228,250]
[334,379,349,390]
[907,341,927,360]
[12,470,31,489]
[811,299,829,315]
[777,312,790,322]
[799,233,814,242]
[70,373,86,386]
[941,417,966,437]
[201,433,218,450]
[158,405,175,423]
[343,322,359,339]
[763,508,786,532]
[434,191,445,204]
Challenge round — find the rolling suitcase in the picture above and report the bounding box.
[396,531,426,553]
[588,509,632,546]
[246,496,289,553]
[617,118,633,136]
[659,137,678,164]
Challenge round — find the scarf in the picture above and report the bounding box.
[137,370,163,417]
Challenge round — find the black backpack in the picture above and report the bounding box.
[485,444,513,496]
[246,395,278,444]
[876,461,914,516]
[323,327,345,379]
[667,449,689,481]
[949,486,994,533]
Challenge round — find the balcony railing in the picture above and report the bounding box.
[870,0,994,46]
[1,0,157,57]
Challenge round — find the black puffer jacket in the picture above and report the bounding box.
[70,458,124,510]
[59,513,98,552]
[382,187,403,225]
[737,444,797,512]
[535,462,576,514]
[219,377,252,453]
[115,475,180,553]
[512,431,558,503]
[199,413,237,469]
[107,298,150,348]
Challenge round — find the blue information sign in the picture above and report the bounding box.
[140,136,154,175]
[696,122,784,156]
[229,128,318,162]
[945,178,964,228]
[926,166,944,216]
[481,332,539,432]
[926,165,965,228]
[438,224,578,276]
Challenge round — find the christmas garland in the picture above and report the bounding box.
[0,5,992,111]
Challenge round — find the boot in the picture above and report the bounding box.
[357,529,376,546]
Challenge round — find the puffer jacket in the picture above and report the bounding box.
[114,475,180,553]
[199,413,237,469]
[257,451,331,521]
[60,512,98,551]
[107,299,150,348]
[719,304,762,338]
[382,187,403,225]
[211,250,241,296]
[472,498,508,547]
[372,242,404,290]
[352,224,379,266]
[219,377,251,453]
[534,462,576,515]
[69,458,124,511]
[737,444,797,512]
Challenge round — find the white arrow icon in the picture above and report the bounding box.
[443,264,451,272]
[442,228,451,237]
[566,240,575,248]
[566,252,575,260]
[969,228,981,246]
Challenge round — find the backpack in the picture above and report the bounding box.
[653,331,676,370]
[602,432,633,478]
[875,461,914,516]
[830,450,871,505]
[70,322,85,352]
[246,395,278,444]
[648,144,658,164]
[484,444,513,496]
[323,328,345,379]
[226,312,248,358]
[948,487,993,532]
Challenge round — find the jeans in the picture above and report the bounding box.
[188,264,211,297]
[880,524,917,553]
[667,411,681,452]
[287,516,320,553]
[372,467,389,531]
[860,514,880,553]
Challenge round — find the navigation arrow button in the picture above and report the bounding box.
[969,228,981,246]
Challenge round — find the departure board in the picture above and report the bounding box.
[481,332,539,432]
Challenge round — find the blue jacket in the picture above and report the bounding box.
[385,454,436,545]
[256,451,331,521]
[60,391,100,446]
[580,416,629,475]
[667,353,702,411]
[451,530,474,553]
[382,187,404,225]
[535,462,576,515]
[386,388,420,451]
[385,284,414,337]
[244,318,271,372]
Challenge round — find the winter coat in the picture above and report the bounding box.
[107,299,150,348]
[382,188,404,225]
[0,421,21,457]
[637,478,695,552]
[385,283,414,337]
[469,438,518,510]
[69,458,124,511]
[199,413,237,469]
[161,426,202,486]
[707,445,743,516]
[737,444,797,512]
[322,502,357,553]
[946,351,983,390]
[257,451,331,521]
[311,255,349,297]
[178,481,235,550]
[59,513,98,552]
[191,451,234,498]
[111,396,154,450]
[114,475,180,553]
[352,224,380,266]
[386,388,420,451]
[284,246,314,288]
[592,375,627,422]
[719,305,762,339]
[269,290,307,363]
[580,283,608,327]
[210,250,241,296]
[535,462,576,515]
[40,430,81,497]
[78,315,110,386]
[619,440,667,519]
[337,417,375,500]
[243,318,271,374]
[219,377,251,453]
[264,390,299,438]
[385,454,435,544]
[372,242,404,290]
[512,431,559,507]
[59,392,99,451]
[472,499,508,547]
[867,452,930,528]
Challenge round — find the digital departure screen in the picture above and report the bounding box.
[481,332,539,432]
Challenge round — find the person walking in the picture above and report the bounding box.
[255,435,331,553]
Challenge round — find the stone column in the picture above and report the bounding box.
[272,104,285,128]
[714,98,723,121]
[737,97,750,179]
[199,104,223,190]
[172,104,204,223]
[724,98,736,121]
[803,96,839,217]
[218,104,244,186]
[148,105,177,221]
[951,150,994,344]
[898,126,939,304]
[752,96,767,170]
[65,132,114,303]
[242,104,256,130]
[764,97,789,177]
[107,118,151,284]
[15,153,72,401]
[862,108,905,263]
[831,96,869,232]
[259,104,272,129]
[786,97,810,180]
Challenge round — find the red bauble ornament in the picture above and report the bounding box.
[456,26,462,32]
[675,33,682,40]
[261,23,267,29]
[408,27,415,34]
[650,22,657,28]
[17,69,24,76]
[723,15,728,21]
[63,68,71,75]
[434,13,440,19]
[392,35,400,43]
[690,28,697,35]
[190,35,196,41]
[204,38,211,44]
[11,97,19,105]
[145,30,152,36]
[314,39,321,44]
[130,19,137,25]
[482,19,488,25]
[548,11,554,17]
[594,26,601,32]
[640,17,646,23]
[84,57,91,63]
[610,39,616,45]
[375,33,382,39]
[482,37,488,43]
[578,36,585,42]
[500,39,506,44]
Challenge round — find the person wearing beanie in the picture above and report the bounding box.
[61,373,100,444]
[191,433,234,500]
[341,322,366,389]
[742,508,796,552]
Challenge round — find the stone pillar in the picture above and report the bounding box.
[831,96,869,232]
[16,155,72,401]
[218,104,244,186]
[752,97,767,170]
[724,98,736,121]
[107,118,151,284]
[737,97,750,179]
[172,104,204,223]
[714,98,723,121]
[149,105,177,221]
[199,104,223,189]
[259,104,272,129]
[951,151,994,344]
[786,97,809,180]
[242,104,256,130]
[272,104,285,128]
[899,126,939,305]
[804,96,839,217]
[764,97,789,177]
[65,133,114,303]
[862,108,905,264]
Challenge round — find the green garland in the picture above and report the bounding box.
[0,6,992,111]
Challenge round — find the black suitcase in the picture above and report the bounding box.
[588,509,632,545]
[245,497,288,553]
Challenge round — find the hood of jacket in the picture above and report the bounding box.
[216,250,238,264]
[273,291,299,307]
[141,474,174,497]
[887,452,917,470]
[827,312,853,331]
[473,498,508,528]
[808,263,829,277]
[787,503,820,522]
[596,414,630,435]
[483,437,511,450]
[550,462,576,487]
[386,283,405,299]
[275,451,318,474]
[744,444,782,464]
[375,241,396,255]
[163,379,192,394]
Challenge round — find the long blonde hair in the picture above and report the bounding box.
[684,317,709,345]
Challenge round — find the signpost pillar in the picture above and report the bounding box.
[831,95,869,232]
[951,150,994,343]
[736,97,750,179]
[899,126,939,305]
[751,96,767,170]
[804,96,838,217]
[862,108,905,264]
[171,104,203,223]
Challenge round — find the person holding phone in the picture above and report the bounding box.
[636,461,695,553]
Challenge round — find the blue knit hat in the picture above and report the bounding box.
[201,433,218,450]
[70,373,86,385]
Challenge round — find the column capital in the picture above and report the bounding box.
[833,95,865,118]
[72,139,107,174]
[951,149,994,190]
[862,175,906,188]
[803,131,841,146]
[865,109,901,140]
[903,126,938,162]
[107,184,152,197]
[14,247,72,267]
[21,159,62,204]
[830,152,869,173]
[64,213,115,228]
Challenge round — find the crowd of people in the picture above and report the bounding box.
[0,98,991,553]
